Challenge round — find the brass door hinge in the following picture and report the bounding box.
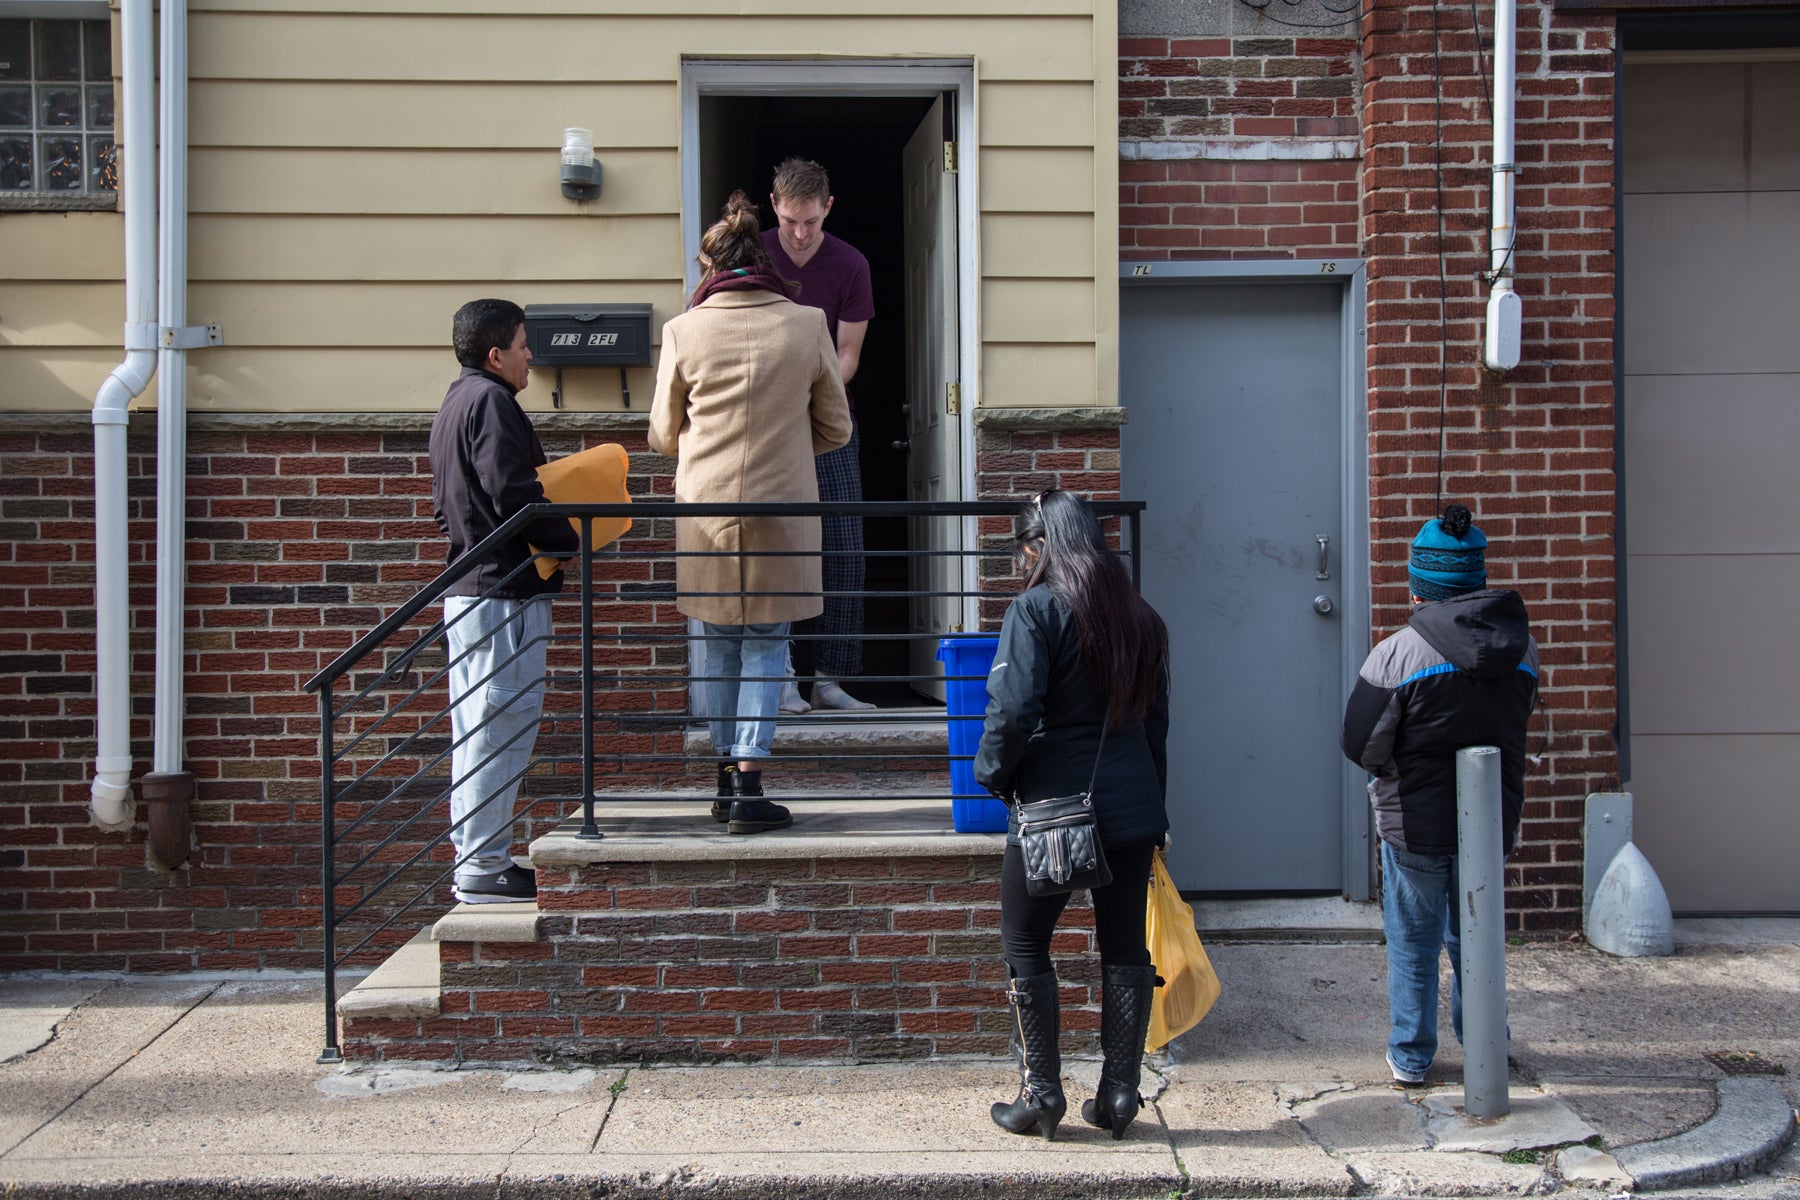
[946,381,961,415]
[943,141,958,172]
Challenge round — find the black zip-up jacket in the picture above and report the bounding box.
[1340,588,1540,856]
[428,367,579,599]
[973,585,1171,848]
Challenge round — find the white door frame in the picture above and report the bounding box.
[680,60,981,625]
[1119,257,1373,901]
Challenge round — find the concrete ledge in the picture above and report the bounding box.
[433,902,542,944]
[1614,1077,1798,1191]
[334,930,439,1019]
[532,799,1005,866]
[972,406,1126,429]
[681,711,950,758]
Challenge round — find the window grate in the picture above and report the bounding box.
[0,18,115,194]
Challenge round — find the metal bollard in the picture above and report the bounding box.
[1456,745,1509,1117]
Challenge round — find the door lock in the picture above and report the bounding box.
[1313,595,1335,616]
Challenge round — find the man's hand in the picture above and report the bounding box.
[836,319,869,385]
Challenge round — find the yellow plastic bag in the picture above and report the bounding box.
[1145,847,1221,1051]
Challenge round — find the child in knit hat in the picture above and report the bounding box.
[1339,504,1540,1086]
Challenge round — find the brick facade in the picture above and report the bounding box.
[1120,0,1621,929]
[1120,34,1361,259]
[343,853,1109,1066]
[1359,3,1620,930]
[0,417,1123,972]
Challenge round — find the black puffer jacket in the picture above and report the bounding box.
[973,584,1170,848]
[429,367,579,600]
[1340,588,1540,856]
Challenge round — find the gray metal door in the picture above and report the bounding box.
[1122,281,1349,894]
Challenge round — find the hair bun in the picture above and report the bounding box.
[1440,503,1473,540]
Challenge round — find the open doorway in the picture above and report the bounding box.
[692,89,962,706]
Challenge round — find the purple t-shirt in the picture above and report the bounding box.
[760,230,875,349]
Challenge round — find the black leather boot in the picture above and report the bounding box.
[1081,963,1160,1139]
[990,969,1066,1140]
[711,761,734,823]
[726,769,792,834]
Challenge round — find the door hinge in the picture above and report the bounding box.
[943,141,958,173]
[946,381,961,415]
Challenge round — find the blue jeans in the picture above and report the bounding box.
[445,595,551,884]
[696,621,790,760]
[1381,840,1465,1077]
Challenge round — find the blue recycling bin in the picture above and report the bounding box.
[936,635,1009,833]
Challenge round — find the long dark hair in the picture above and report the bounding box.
[1015,489,1169,729]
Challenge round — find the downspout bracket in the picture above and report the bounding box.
[161,323,223,350]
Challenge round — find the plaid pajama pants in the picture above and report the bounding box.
[813,420,863,680]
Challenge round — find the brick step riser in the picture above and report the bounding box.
[339,854,1107,1066]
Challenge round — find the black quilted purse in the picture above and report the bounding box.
[1015,729,1111,897]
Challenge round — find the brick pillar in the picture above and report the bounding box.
[1360,0,1620,928]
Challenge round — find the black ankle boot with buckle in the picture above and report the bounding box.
[725,768,791,834]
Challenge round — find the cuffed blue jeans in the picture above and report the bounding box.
[1381,840,1464,1077]
[696,621,790,760]
[445,595,550,884]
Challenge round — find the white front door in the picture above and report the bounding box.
[901,94,961,697]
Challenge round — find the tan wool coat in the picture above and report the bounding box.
[648,289,852,625]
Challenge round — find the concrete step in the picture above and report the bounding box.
[334,929,439,1020]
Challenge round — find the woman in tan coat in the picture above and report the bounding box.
[649,192,852,834]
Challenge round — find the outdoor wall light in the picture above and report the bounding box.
[561,127,601,200]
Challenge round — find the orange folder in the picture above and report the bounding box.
[531,443,633,579]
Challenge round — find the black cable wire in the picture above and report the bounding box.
[1432,0,1452,509]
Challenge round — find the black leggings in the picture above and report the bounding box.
[999,836,1159,978]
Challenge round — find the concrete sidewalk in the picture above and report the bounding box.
[2,922,1796,1199]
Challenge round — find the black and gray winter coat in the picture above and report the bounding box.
[1340,588,1540,857]
[973,584,1171,848]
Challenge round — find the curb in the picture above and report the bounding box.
[1614,1077,1798,1191]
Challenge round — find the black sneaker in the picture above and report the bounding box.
[711,762,735,823]
[453,865,537,905]
[727,798,792,835]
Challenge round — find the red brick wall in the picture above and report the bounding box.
[343,853,1107,1066]
[0,419,1122,971]
[1121,34,1361,259]
[1359,2,1619,930]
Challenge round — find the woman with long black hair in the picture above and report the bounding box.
[974,488,1171,1142]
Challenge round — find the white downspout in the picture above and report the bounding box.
[1482,0,1521,371]
[88,0,157,832]
[142,0,197,868]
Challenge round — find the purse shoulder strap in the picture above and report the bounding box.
[1083,725,1107,797]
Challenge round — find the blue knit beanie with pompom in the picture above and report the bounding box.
[1409,504,1486,600]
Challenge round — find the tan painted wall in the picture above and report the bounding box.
[0,1,1117,414]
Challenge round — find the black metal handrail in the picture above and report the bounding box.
[311,498,1144,1062]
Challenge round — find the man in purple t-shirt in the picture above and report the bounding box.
[762,157,877,711]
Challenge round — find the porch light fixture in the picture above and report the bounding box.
[561,127,601,200]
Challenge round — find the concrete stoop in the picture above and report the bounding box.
[337,799,1102,1066]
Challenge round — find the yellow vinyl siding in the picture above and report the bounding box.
[1,3,1118,413]
[981,279,1095,344]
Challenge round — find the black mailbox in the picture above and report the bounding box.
[522,303,653,368]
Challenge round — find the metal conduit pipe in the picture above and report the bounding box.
[88,0,158,833]
[1482,0,1522,371]
[145,0,196,869]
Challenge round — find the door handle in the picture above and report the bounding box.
[891,439,909,452]
[1315,535,1330,581]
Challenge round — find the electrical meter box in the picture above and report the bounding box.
[522,304,653,368]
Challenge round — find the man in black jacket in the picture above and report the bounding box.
[1340,504,1538,1085]
[428,299,578,904]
